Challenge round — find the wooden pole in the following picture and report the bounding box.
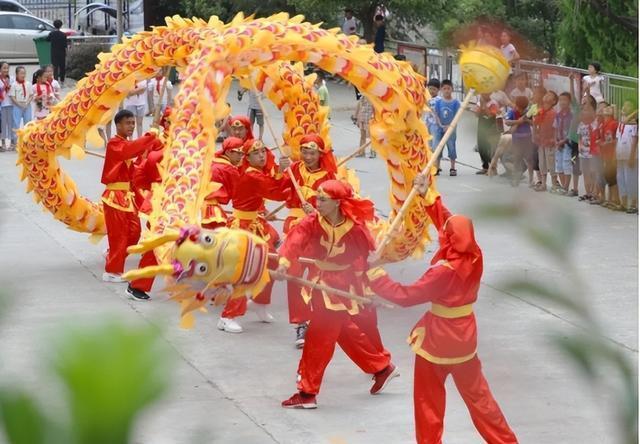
[247,76,307,205]
[86,149,105,159]
[263,140,372,220]
[373,88,476,259]
[152,66,172,129]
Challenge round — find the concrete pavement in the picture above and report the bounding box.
[0,80,637,444]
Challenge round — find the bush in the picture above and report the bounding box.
[66,43,111,81]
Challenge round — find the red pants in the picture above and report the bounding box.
[296,300,390,395]
[414,355,518,444]
[104,204,141,274]
[130,251,157,292]
[286,263,312,324]
[221,256,275,318]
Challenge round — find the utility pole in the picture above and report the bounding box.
[116,0,124,42]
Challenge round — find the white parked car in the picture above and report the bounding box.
[0,11,75,59]
[0,0,30,14]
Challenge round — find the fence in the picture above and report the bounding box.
[17,0,131,33]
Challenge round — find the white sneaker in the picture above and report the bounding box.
[102,272,124,283]
[248,300,274,323]
[217,317,243,333]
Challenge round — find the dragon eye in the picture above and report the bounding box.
[199,232,215,246]
[195,262,209,276]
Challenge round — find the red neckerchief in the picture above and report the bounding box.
[36,82,51,97]
[155,76,162,94]
[16,79,26,98]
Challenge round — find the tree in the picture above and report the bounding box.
[557,0,638,76]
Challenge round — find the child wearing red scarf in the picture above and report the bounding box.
[33,68,54,120]
[147,71,173,114]
[280,134,338,347]
[274,180,398,409]
[201,137,243,229]
[366,174,518,444]
[0,61,14,151]
[9,65,32,137]
[216,138,289,333]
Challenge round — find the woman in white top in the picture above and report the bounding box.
[582,62,605,104]
[0,61,14,150]
[9,66,33,144]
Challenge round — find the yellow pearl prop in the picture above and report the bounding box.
[459,43,510,94]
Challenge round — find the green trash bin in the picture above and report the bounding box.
[33,36,51,67]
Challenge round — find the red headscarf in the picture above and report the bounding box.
[318,180,374,225]
[215,136,244,157]
[159,106,172,132]
[299,133,337,174]
[241,138,276,172]
[430,215,483,280]
[228,115,254,142]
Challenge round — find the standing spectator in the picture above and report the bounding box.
[46,20,67,86]
[499,30,520,68]
[147,70,173,115]
[315,72,330,110]
[577,99,599,202]
[473,93,500,174]
[434,79,460,176]
[373,15,385,54]
[238,88,265,141]
[355,94,374,157]
[554,92,574,194]
[509,73,533,103]
[533,91,558,191]
[504,96,533,187]
[582,63,605,104]
[616,100,638,213]
[0,61,13,151]
[342,8,359,36]
[589,102,607,204]
[599,105,620,209]
[567,73,585,197]
[9,66,32,143]
[43,65,61,104]
[528,86,547,188]
[424,78,441,152]
[32,69,54,120]
[124,80,148,138]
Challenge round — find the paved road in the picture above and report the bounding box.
[0,80,637,444]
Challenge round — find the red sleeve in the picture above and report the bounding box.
[368,264,454,307]
[279,214,317,264]
[255,171,290,202]
[109,134,159,161]
[425,197,452,231]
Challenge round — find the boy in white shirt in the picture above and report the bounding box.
[124,80,147,138]
[147,72,173,116]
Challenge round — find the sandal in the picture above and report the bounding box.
[435,168,441,176]
[449,169,457,176]
[534,183,546,192]
[578,194,590,201]
[626,207,638,214]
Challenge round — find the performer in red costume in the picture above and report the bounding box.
[282,133,338,348]
[201,137,244,229]
[366,173,518,444]
[127,140,165,300]
[227,115,253,142]
[217,138,290,333]
[274,180,398,409]
[100,109,162,300]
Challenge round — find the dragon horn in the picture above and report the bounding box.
[122,264,175,281]
[127,233,180,254]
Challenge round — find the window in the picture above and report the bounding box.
[10,15,48,31]
[0,15,12,29]
[0,3,22,13]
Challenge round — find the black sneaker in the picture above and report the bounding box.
[126,284,150,301]
[295,323,307,349]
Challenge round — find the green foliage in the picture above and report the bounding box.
[477,198,638,444]
[557,0,638,76]
[0,320,174,444]
[66,44,111,81]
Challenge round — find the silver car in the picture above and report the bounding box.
[0,11,74,59]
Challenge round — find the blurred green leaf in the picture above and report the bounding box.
[0,390,47,444]
[52,321,174,444]
[475,202,523,220]
[502,280,592,322]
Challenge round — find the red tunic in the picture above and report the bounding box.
[101,134,159,212]
[202,156,240,225]
[131,149,163,214]
[367,198,480,364]
[279,213,374,314]
[228,166,288,246]
[282,161,335,233]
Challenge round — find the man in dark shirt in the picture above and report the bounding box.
[373,14,385,53]
[46,20,67,85]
